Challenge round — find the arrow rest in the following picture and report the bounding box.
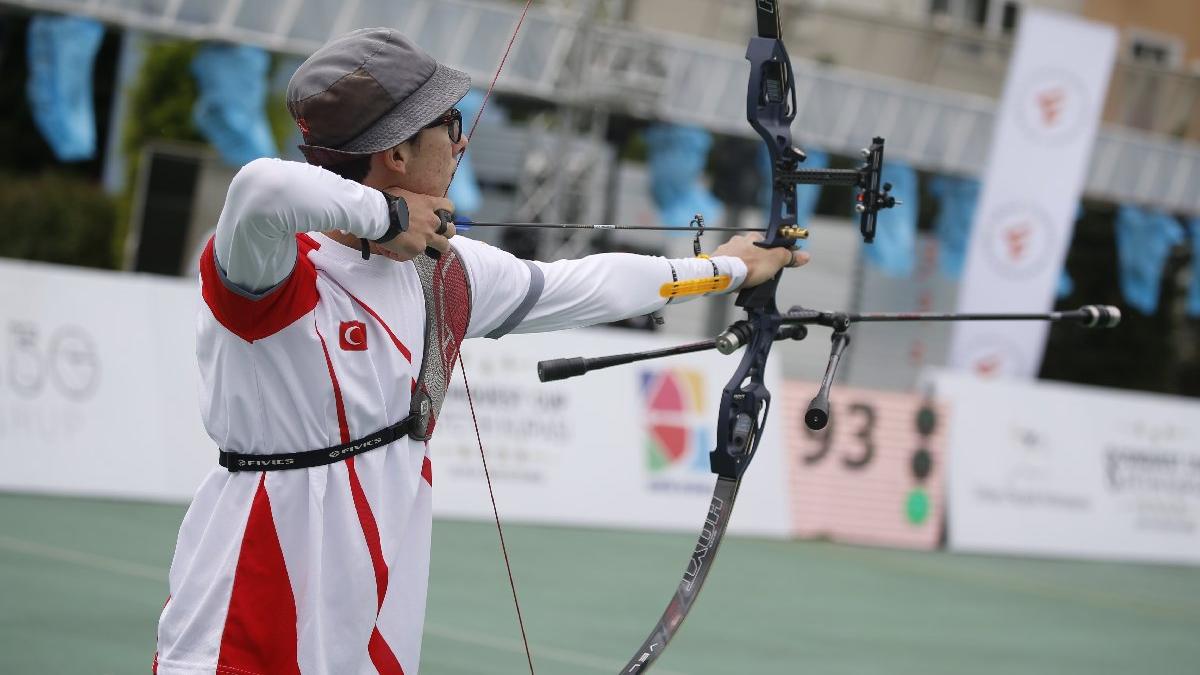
[690,213,705,257]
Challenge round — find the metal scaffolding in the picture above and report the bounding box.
[5,0,1200,215]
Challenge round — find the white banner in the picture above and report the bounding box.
[949,10,1117,378]
[434,328,790,538]
[935,372,1200,565]
[0,260,213,501]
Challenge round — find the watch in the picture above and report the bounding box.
[360,191,410,260]
[375,191,409,243]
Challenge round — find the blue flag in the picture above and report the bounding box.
[863,161,918,278]
[448,90,487,216]
[26,15,105,162]
[927,175,979,279]
[644,124,724,229]
[192,44,278,166]
[1115,206,1184,315]
[1189,217,1200,318]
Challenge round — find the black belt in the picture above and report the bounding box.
[219,413,420,473]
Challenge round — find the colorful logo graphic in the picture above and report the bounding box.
[642,368,711,474]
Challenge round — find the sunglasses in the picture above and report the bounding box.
[423,108,463,143]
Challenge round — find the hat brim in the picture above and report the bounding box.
[299,63,470,166]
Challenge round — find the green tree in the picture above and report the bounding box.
[0,171,117,269]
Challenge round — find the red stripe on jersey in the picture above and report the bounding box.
[217,475,300,675]
[297,233,321,251]
[348,292,413,362]
[346,457,389,608]
[153,595,170,674]
[369,628,406,675]
[315,323,351,443]
[200,235,319,343]
[421,456,433,486]
[324,276,413,362]
[346,457,405,673]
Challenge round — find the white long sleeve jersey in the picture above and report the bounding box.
[154,158,747,675]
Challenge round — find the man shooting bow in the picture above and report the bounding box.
[155,27,805,674]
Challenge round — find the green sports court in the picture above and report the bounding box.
[2,491,1197,674]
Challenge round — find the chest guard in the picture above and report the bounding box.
[406,248,472,440]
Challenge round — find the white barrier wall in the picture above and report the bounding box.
[935,371,1200,565]
[14,258,1197,558]
[0,260,213,500]
[0,259,790,537]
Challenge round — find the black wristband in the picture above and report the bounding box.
[375,192,409,244]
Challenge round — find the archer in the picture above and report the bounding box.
[153,27,803,675]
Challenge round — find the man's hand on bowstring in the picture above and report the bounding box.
[376,187,456,260]
[712,233,810,288]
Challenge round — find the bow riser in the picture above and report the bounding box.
[746,36,802,249]
[711,285,781,479]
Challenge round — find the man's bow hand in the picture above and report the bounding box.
[712,233,809,288]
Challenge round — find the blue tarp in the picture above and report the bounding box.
[191,44,278,166]
[644,124,723,228]
[863,161,918,277]
[1115,205,1185,315]
[26,15,105,162]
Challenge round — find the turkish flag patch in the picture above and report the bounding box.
[339,320,368,351]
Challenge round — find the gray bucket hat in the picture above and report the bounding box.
[287,27,470,166]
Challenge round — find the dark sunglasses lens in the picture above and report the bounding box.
[449,118,462,143]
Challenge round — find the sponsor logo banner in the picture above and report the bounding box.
[936,371,1200,565]
[433,329,791,537]
[950,11,1117,378]
[643,368,713,494]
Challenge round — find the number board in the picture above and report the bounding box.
[782,382,946,549]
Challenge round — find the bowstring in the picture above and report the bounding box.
[458,355,535,674]
[448,1,537,673]
[448,0,536,185]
